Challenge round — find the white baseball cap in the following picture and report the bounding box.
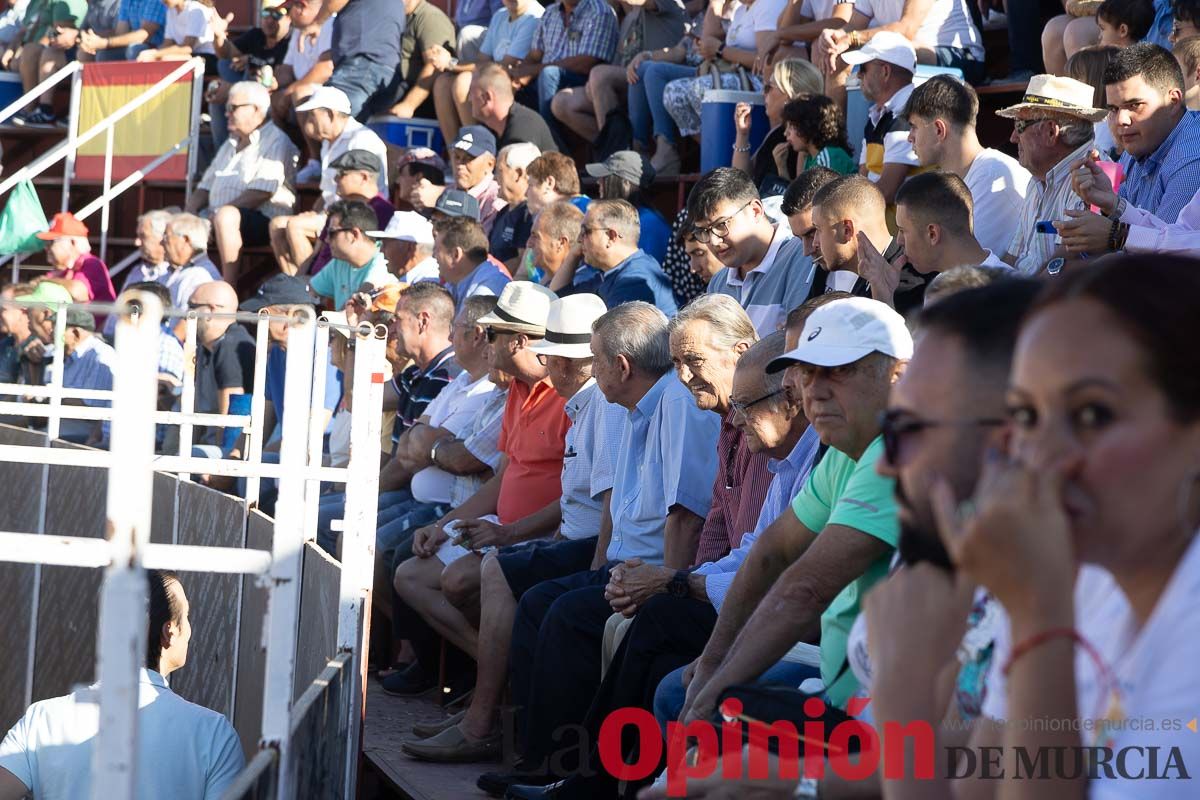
[368,211,434,245]
[766,297,913,372]
[296,86,352,115]
[476,281,558,335]
[529,294,608,359]
[841,31,917,73]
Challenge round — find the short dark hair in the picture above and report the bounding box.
[895,171,976,236]
[126,281,172,309]
[435,216,490,263]
[785,290,854,331]
[399,281,455,328]
[781,95,851,153]
[781,167,840,216]
[147,570,184,672]
[1175,0,1200,25]
[1103,41,1184,94]
[326,199,380,234]
[903,74,979,129]
[1097,0,1156,41]
[917,279,1041,373]
[597,174,644,206]
[403,161,445,186]
[1032,253,1200,423]
[686,167,759,221]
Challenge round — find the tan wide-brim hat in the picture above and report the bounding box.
[996,74,1108,124]
[477,281,558,336]
[529,294,608,359]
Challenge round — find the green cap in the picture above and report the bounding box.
[14,282,73,307]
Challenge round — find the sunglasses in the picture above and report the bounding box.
[879,409,1006,465]
[262,9,285,18]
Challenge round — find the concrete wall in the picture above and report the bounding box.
[0,425,344,763]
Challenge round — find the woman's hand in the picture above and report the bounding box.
[772,141,792,175]
[626,50,649,83]
[697,35,723,61]
[733,102,752,139]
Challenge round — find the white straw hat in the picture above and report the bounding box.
[529,294,608,359]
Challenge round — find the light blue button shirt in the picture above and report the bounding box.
[57,334,117,443]
[0,668,245,800]
[692,426,822,611]
[560,379,625,540]
[479,2,544,61]
[606,372,721,564]
[707,226,816,337]
[448,259,513,307]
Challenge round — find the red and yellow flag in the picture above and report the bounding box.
[75,61,197,183]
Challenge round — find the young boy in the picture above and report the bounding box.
[1096,0,1156,47]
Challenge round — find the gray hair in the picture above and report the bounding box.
[1056,119,1094,148]
[737,331,788,405]
[588,199,641,243]
[500,142,541,171]
[168,212,211,252]
[229,80,271,114]
[592,301,672,377]
[669,294,758,351]
[459,295,499,328]
[414,242,434,259]
[138,208,174,240]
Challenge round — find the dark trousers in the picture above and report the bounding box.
[1005,0,1062,74]
[572,595,720,798]
[509,565,615,770]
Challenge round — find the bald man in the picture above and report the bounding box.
[468,63,559,154]
[810,175,928,311]
[189,281,257,455]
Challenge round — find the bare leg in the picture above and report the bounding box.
[393,553,480,658]
[433,71,462,149]
[1063,15,1101,61]
[587,65,627,131]
[460,552,517,739]
[269,214,298,275]
[550,87,600,142]
[38,48,65,106]
[17,44,41,100]
[212,205,244,284]
[451,71,475,128]
[285,213,324,276]
[1041,14,1072,77]
[441,553,483,629]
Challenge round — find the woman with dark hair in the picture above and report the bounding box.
[929,255,1200,799]
[775,94,856,180]
[595,169,673,264]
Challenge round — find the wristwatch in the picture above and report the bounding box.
[430,437,453,466]
[715,43,726,60]
[1106,196,1127,222]
[667,570,690,599]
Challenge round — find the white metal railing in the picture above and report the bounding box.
[0,291,386,798]
[0,58,204,266]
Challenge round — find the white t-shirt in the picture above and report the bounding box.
[0,669,244,800]
[320,117,389,205]
[164,0,216,55]
[983,534,1200,798]
[284,21,334,81]
[852,0,984,59]
[978,249,1011,269]
[725,0,789,49]
[800,0,843,19]
[411,371,497,505]
[964,148,1031,256]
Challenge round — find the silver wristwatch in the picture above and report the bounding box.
[794,777,819,799]
[1107,196,1127,222]
[430,437,450,465]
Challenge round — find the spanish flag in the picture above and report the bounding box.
[75,61,198,183]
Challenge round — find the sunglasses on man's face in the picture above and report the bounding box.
[262,9,286,19]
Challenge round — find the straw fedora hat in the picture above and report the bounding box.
[529,294,608,359]
[996,74,1107,123]
[476,281,557,336]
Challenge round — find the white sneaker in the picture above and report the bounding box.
[295,159,322,183]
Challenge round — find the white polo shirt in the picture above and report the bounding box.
[0,669,245,800]
[411,370,497,505]
[963,147,1031,256]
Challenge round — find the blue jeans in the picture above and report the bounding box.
[652,659,821,739]
[533,65,587,149]
[630,61,695,147]
[316,488,415,556]
[329,55,400,119]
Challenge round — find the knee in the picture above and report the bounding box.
[393,556,420,597]
[213,204,240,230]
[441,561,480,607]
[452,72,473,101]
[549,91,569,120]
[480,553,509,595]
[1064,16,1099,52]
[269,214,290,234]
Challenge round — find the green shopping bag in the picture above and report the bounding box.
[0,180,49,255]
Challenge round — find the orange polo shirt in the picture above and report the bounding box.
[496,376,570,524]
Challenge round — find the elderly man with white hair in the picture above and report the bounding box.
[162,213,221,310]
[187,80,300,286]
[489,141,540,268]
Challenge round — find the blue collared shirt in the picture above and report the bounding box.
[606,372,721,564]
[1118,110,1200,226]
[448,259,512,307]
[57,335,117,444]
[707,224,815,336]
[692,426,822,611]
[559,379,625,540]
[532,0,619,65]
[588,249,678,315]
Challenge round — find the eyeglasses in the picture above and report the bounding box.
[1013,118,1051,134]
[692,200,752,243]
[262,9,285,18]
[577,225,611,242]
[879,409,1007,465]
[730,389,784,418]
[227,102,257,113]
[535,353,550,365]
[187,301,217,312]
[485,327,510,342]
[328,226,357,237]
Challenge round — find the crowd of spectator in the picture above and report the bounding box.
[3,0,1200,795]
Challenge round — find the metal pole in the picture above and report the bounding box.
[338,329,385,798]
[100,125,114,263]
[178,316,197,470]
[184,59,204,203]
[258,310,316,797]
[61,63,83,213]
[244,316,269,507]
[47,307,67,442]
[302,323,329,545]
[90,293,160,799]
